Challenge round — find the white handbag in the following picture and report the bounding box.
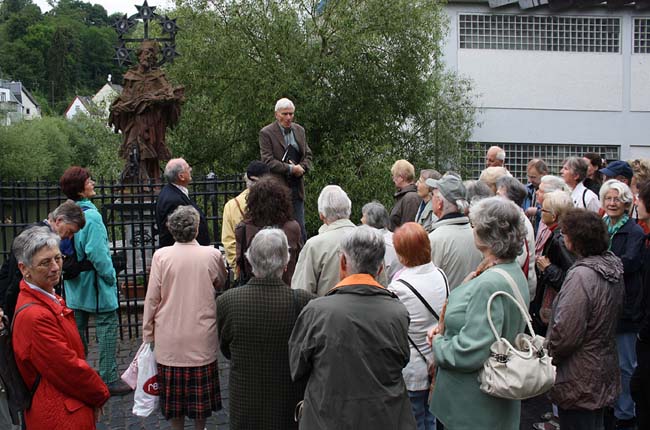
[478,268,556,400]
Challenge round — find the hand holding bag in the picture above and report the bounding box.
[132,343,159,417]
[478,268,555,400]
[121,342,148,390]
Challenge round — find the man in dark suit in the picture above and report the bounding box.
[259,98,313,240]
[155,158,210,248]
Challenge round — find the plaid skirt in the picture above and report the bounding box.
[157,361,222,419]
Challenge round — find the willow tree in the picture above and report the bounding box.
[168,0,477,232]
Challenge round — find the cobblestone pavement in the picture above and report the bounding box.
[87,336,550,430]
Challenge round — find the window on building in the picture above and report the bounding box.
[464,142,620,181]
[26,108,30,115]
[459,14,621,53]
[634,18,650,54]
[0,93,5,102]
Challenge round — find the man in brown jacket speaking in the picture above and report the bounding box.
[260,98,313,240]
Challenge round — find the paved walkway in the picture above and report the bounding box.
[88,336,550,430]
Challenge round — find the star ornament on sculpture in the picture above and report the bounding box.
[136,0,157,22]
[160,16,179,35]
[113,14,136,35]
[115,43,134,66]
[161,43,180,63]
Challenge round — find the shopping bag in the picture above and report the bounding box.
[121,342,147,390]
[132,343,159,417]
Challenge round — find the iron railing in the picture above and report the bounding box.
[0,175,245,339]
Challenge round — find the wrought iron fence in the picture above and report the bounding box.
[0,174,245,339]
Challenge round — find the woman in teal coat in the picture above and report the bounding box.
[429,197,529,430]
[60,166,131,396]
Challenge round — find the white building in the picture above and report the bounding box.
[64,95,96,119]
[0,80,41,123]
[0,87,21,126]
[92,80,123,118]
[443,0,650,178]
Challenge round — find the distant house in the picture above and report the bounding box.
[64,77,123,120]
[64,95,98,119]
[0,80,41,123]
[0,87,22,126]
[92,79,123,118]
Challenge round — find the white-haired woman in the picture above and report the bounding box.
[428,197,529,429]
[218,229,314,429]
[12,227,109,430]
[532,190,576,334]
[600,179,645,429]
[143,206,227,430]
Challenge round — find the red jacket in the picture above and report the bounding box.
[13,281,110,430]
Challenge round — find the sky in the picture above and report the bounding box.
[33,0,175,16]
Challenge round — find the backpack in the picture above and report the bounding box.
[0,303,41,427]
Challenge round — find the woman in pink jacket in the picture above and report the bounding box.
[143,205,227,430]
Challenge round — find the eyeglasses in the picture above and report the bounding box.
[604,197,622,204]
[34,255,63,270]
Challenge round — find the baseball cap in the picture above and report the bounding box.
[600,161,633,180]
[246,161,270,180]
[425,174,467,203]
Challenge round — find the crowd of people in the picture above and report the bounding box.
[0,97,649,430]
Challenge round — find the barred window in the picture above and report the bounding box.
[634,18,650,53]
[459,14,620,53]
[464,143,620,182]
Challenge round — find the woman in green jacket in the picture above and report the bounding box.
[429,196,529,430]
[60,166,131,396]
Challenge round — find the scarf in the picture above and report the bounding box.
[605,213,629,250]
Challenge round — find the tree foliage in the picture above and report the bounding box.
[0,0,123,113]
[167,0,477,232]
[0,115,122,180]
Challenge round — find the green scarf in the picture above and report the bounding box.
[605,213,629,250]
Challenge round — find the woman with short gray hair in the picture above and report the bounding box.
[429,197,529,429]
[217,229,314,429]
[143,205,227,430]
[167,205,200,243]
[12,226,110,429]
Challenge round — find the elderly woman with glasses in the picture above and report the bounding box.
[599,179,645,429]
[143,205,227,430]
[531,190,576,334]
[428,197,529,430]
[12,227,110,430]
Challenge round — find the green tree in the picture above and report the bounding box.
[0,117,74,180]
[168,0,477,232]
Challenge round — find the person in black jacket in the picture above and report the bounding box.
[0,200,86,322]
[155,158,210,248]
[532,190,576,335]
[600,179,645,430]
[631,180,650,430]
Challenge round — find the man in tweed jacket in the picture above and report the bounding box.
[217,229,314,429]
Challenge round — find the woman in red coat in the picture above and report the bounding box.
[11,226,110,430]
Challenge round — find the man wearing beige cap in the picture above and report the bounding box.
[427,174,482,290]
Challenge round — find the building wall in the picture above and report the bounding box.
[20,90,41,120]
[443,3,650,165]
[92,84,119,117]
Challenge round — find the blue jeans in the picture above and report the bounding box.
[408,390,436,430]
[615,332,637,422]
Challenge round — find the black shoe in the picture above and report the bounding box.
[107,379,133,396]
